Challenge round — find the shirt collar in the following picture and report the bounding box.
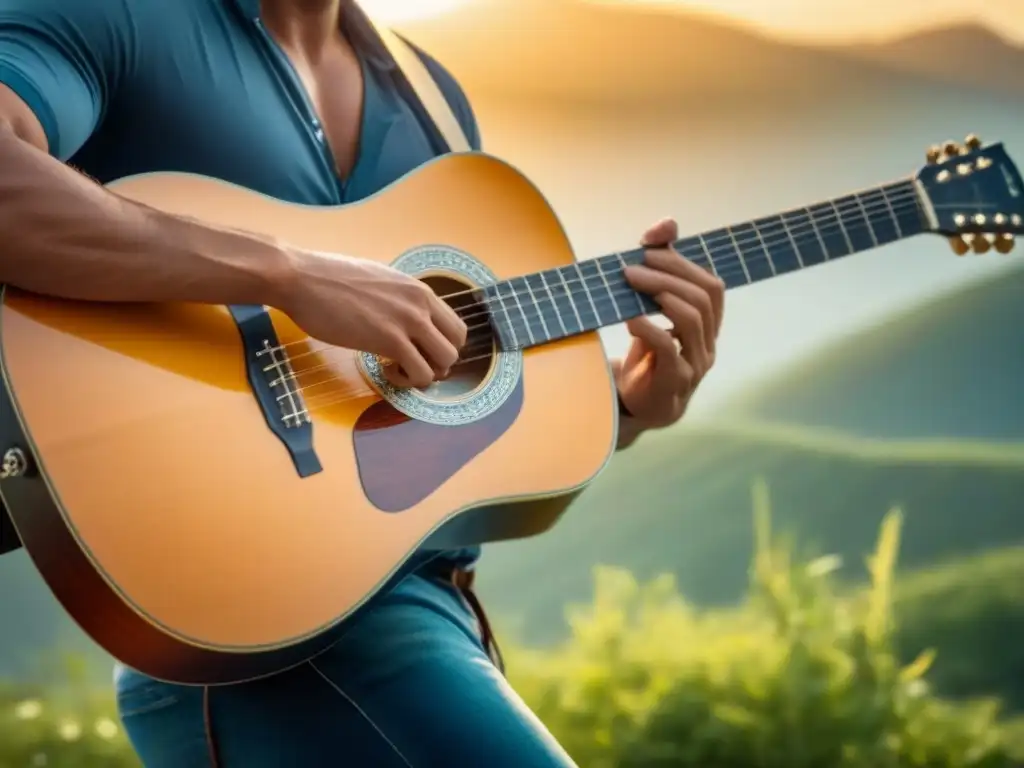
[229,0,396,71]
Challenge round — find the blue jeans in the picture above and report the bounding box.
[115,570,576,767]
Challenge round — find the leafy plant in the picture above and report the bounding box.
[506,480,1023,767]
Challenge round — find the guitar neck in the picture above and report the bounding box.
[482,178,928,350]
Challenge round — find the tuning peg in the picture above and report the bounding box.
[995,233,1015,253]
[965,134,983,151]
[942,140,962,158]
[926,145,943,164]
[972,233,993,254]
[948,235,970,255]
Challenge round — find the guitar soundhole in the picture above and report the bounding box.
[351,247,525,513]
[417,274,494,402]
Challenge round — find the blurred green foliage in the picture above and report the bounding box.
[1,482,1021,767]
[893,545,1024,712]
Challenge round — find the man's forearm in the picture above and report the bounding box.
[0,128,293,307]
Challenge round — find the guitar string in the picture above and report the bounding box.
[284,193,999,411]
[284,200,962,414]
[263,196,1006,416]
[266,185,935,375]
[268,191,994,372]
[269,189,942,393]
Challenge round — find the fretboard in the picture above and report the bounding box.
[481,178,927,350]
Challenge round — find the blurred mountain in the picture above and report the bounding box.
[837,23,1024,97]
[394,0,1020,105]
[732,264,1024,441]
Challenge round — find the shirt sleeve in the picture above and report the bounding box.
[0,0,136,160]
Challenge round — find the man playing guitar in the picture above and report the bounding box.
[0,0,725,764]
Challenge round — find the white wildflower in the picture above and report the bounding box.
[14,699,43,720]
[57,719,82,741]
[94,716,120,740]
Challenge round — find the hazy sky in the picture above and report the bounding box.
[363,0,1024,43]
[611,0,1024,42]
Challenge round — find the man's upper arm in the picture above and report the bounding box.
[0,0,136,159]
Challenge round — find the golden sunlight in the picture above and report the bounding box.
[356,0,471,23]
[594,0,1024,43]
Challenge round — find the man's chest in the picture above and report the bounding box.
[73,23,440,207]
[285,41,366,182]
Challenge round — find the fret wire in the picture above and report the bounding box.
[880,186,903,238]
[480,184,925,346]
[754,216,801,274]
[506,279,537,345]
[538,271,571,337]
[615,252,646,315]
[518,276,551,341]
[722,228,752,283]
[853,192,879,247]
[556,266,592,332]
[751,222,777,275]
[862,187,900,246]
[695,235,718,277]
[828,200,855,253]
[592,259,623,322]
[804,208,829,261]
[491,285,521,348]
[778,211,806,268]
[556,269,586,332]
[572,262,603,327]
[296,185,930,384]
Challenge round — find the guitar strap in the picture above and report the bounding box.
[358,11,472,154]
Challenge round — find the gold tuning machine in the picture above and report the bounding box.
[965,134,983,151]
[926,145,942,164]
[995,233,1015,254]
[948,235,970,255]
[942,140,962,157]
[972,234,994,254]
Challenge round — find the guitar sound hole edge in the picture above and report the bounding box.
[352,269,525,513]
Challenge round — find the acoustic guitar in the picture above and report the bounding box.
[1,135,1021,685]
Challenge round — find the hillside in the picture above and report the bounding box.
[478,265,1024,643]
[732,264,1024,440]
[476,421,1024,645]
[393,0,994,106]
[840,23,1024,97]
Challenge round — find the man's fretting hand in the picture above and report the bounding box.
[614,218,726,442]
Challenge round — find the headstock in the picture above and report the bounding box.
[915,134,1024,255]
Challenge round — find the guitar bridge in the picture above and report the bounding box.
[228,305,322,478]
[260,340,312,429]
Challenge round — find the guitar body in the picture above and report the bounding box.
[0,152,618,684]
